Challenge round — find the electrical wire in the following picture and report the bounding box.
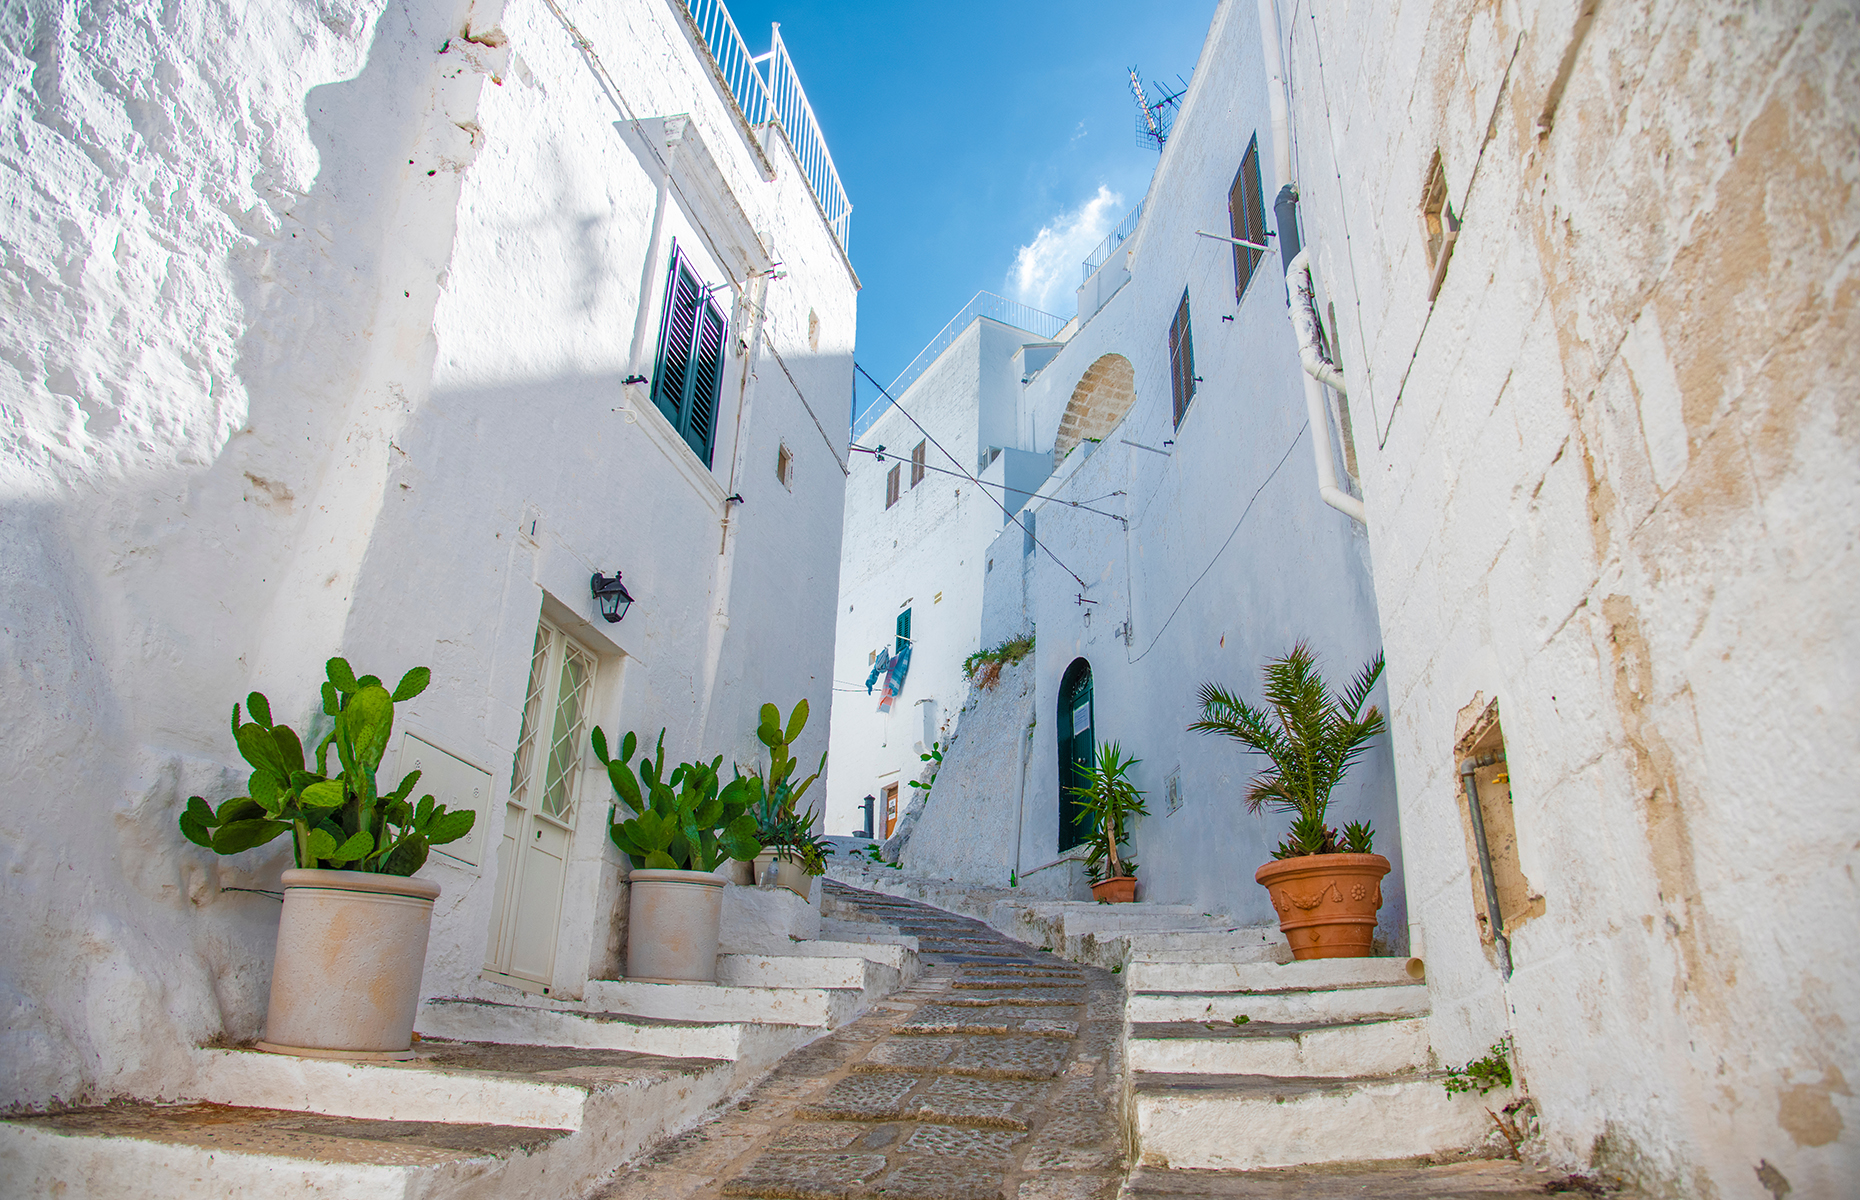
[853,362,1090,591]
[1127,423,1307,664]
[848,443,1128,525]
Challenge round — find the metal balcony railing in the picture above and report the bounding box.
[681,0,853,251]
[1080,202,1144,284]
[853,292,1067,438]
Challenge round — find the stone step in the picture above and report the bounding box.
[1121,928,1289,965]
[1126,983,1430,1025]
[417,996,813,1064]
[3,1039,752,1199]
[1127,1016,1433,1078]
[804,935,922,973]
[819,918,915,946]
[1121,1159,1573,1198]
[183,1040,727,1130]
[1125,956,1415,994]
[718,951,875,990]
[1132,1071,1501,1170]
[583,977,863,1028]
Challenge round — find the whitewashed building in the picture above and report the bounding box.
[1272,0,1860,1194]
[844,5,1400,946]
[824,296,1062,841]
[0,0,854,1111]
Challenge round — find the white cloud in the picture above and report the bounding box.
[1008,184,1122,316]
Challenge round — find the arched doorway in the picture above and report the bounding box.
[1057,658,1095,852]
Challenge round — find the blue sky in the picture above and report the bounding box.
[719,0,1219,425]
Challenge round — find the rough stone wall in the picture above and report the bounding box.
[1051,353,1136,468]
[1282,0,1859,1193]
[0,0,854,1110]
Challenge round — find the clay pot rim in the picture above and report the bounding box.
[630,867,728,888]
[279,868,440,901]
[1254,852,1391,886]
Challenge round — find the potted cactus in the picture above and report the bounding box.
[179,658,475,1058]
[745,700,827,900]
[594,728,762,983]
[1191,642,1389,959]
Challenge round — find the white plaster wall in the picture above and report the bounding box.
[1279,0,1860,1193]
[970,0,1400,941]
[824,319,1034,836]
[0,0,853,1110]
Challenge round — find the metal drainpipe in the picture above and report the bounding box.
[1459,753,1514,978]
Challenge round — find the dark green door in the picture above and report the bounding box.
[1057,659,1094,852]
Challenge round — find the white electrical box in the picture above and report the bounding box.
[397,733,493,867]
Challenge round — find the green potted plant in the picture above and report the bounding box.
[1069,742,1148,902]
[594,727,761,983]
[1190,641,1389,959]
[744,700,826,900]
[179,658,476,1058]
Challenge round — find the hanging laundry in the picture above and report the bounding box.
[865,647,891,695]
[878,640,913,712]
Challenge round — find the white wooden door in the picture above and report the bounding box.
[485,621,596,992]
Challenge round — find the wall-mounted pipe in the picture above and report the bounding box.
[1460,753,1514,978]
[1287,249,1348,394]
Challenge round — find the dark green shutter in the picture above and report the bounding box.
[651,241,729,467]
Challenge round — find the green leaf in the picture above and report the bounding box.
[179,797,218,847]
[330,829,374,862]
[590,725,609,764]
[215,797,267,823]
[307,827,339,860]
[300,779,347,809]
[391,667,430,702]
[416,794,434,824]
[620,731,637,761]
[784,698,808,743]
[643,850,678,870]
[289,770,325,793]
[212,819,289,855]
[383,836,428,876]
[719,813,761,862]
[608,761,645,815]
[356,675,381,690]
[386,769,420,804]
[234,722,286,776]
[321,680,340,716]
[249,771,281,813]
[342,685,395,774]
[246,692,272,727]
[271,724,305,774]
[424,809,475,845]
[326,657,358,693]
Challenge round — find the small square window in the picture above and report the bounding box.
[776,443,794,489]
[886,464,901,508]
[1422,151,1459,299]
[910,441,926,487]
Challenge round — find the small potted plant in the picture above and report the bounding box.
[1191,642,1389,959]
[179,659,476,1058]
[1071,742,1148,903]
[594,728,761,984]
[744,700,827,899]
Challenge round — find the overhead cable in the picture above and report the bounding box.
[848,444,1127,525]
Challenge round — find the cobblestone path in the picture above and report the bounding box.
[596,881,1126,1200]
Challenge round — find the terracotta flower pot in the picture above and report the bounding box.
[627,868,726,983]
[1255,853,1390,959]
[258,868,441,1061]
[1091,875,1138,903]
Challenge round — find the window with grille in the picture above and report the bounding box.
[910,441,926,487]
[1229,136,1268,301]
[1168,290,1196,427]
[886,464,901,508]
[509,621,598,825]
[651,240,729,467]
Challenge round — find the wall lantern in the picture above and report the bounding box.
[591,572,634,623]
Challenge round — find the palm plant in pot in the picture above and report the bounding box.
[745,700,827,901]
[179,658,476,1059]
[1071,742,1148,903]
[1190,642,1389,959]
[594,727,761,983]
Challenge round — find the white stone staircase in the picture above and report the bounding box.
[0,904,919,1199]
[1124,956,1506,1170]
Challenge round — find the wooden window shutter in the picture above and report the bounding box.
[1228,136,1268,301]
[886,464,901,508]
[650,240,729,467]
[911,441,926,486]
[1168,290,1196,427]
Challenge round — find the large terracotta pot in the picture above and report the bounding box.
[257,869,441,1061]
[1255,853,1391,959]
[627,868,726,984]
[1091,875,1138,903]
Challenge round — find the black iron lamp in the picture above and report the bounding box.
[590,572,634,623]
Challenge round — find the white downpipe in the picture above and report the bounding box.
[1259,0,1364,526]
[1288,250,1348,394]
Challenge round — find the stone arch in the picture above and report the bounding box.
[1053,353,1136,468]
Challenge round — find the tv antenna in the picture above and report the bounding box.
[1130,67,1187,151]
